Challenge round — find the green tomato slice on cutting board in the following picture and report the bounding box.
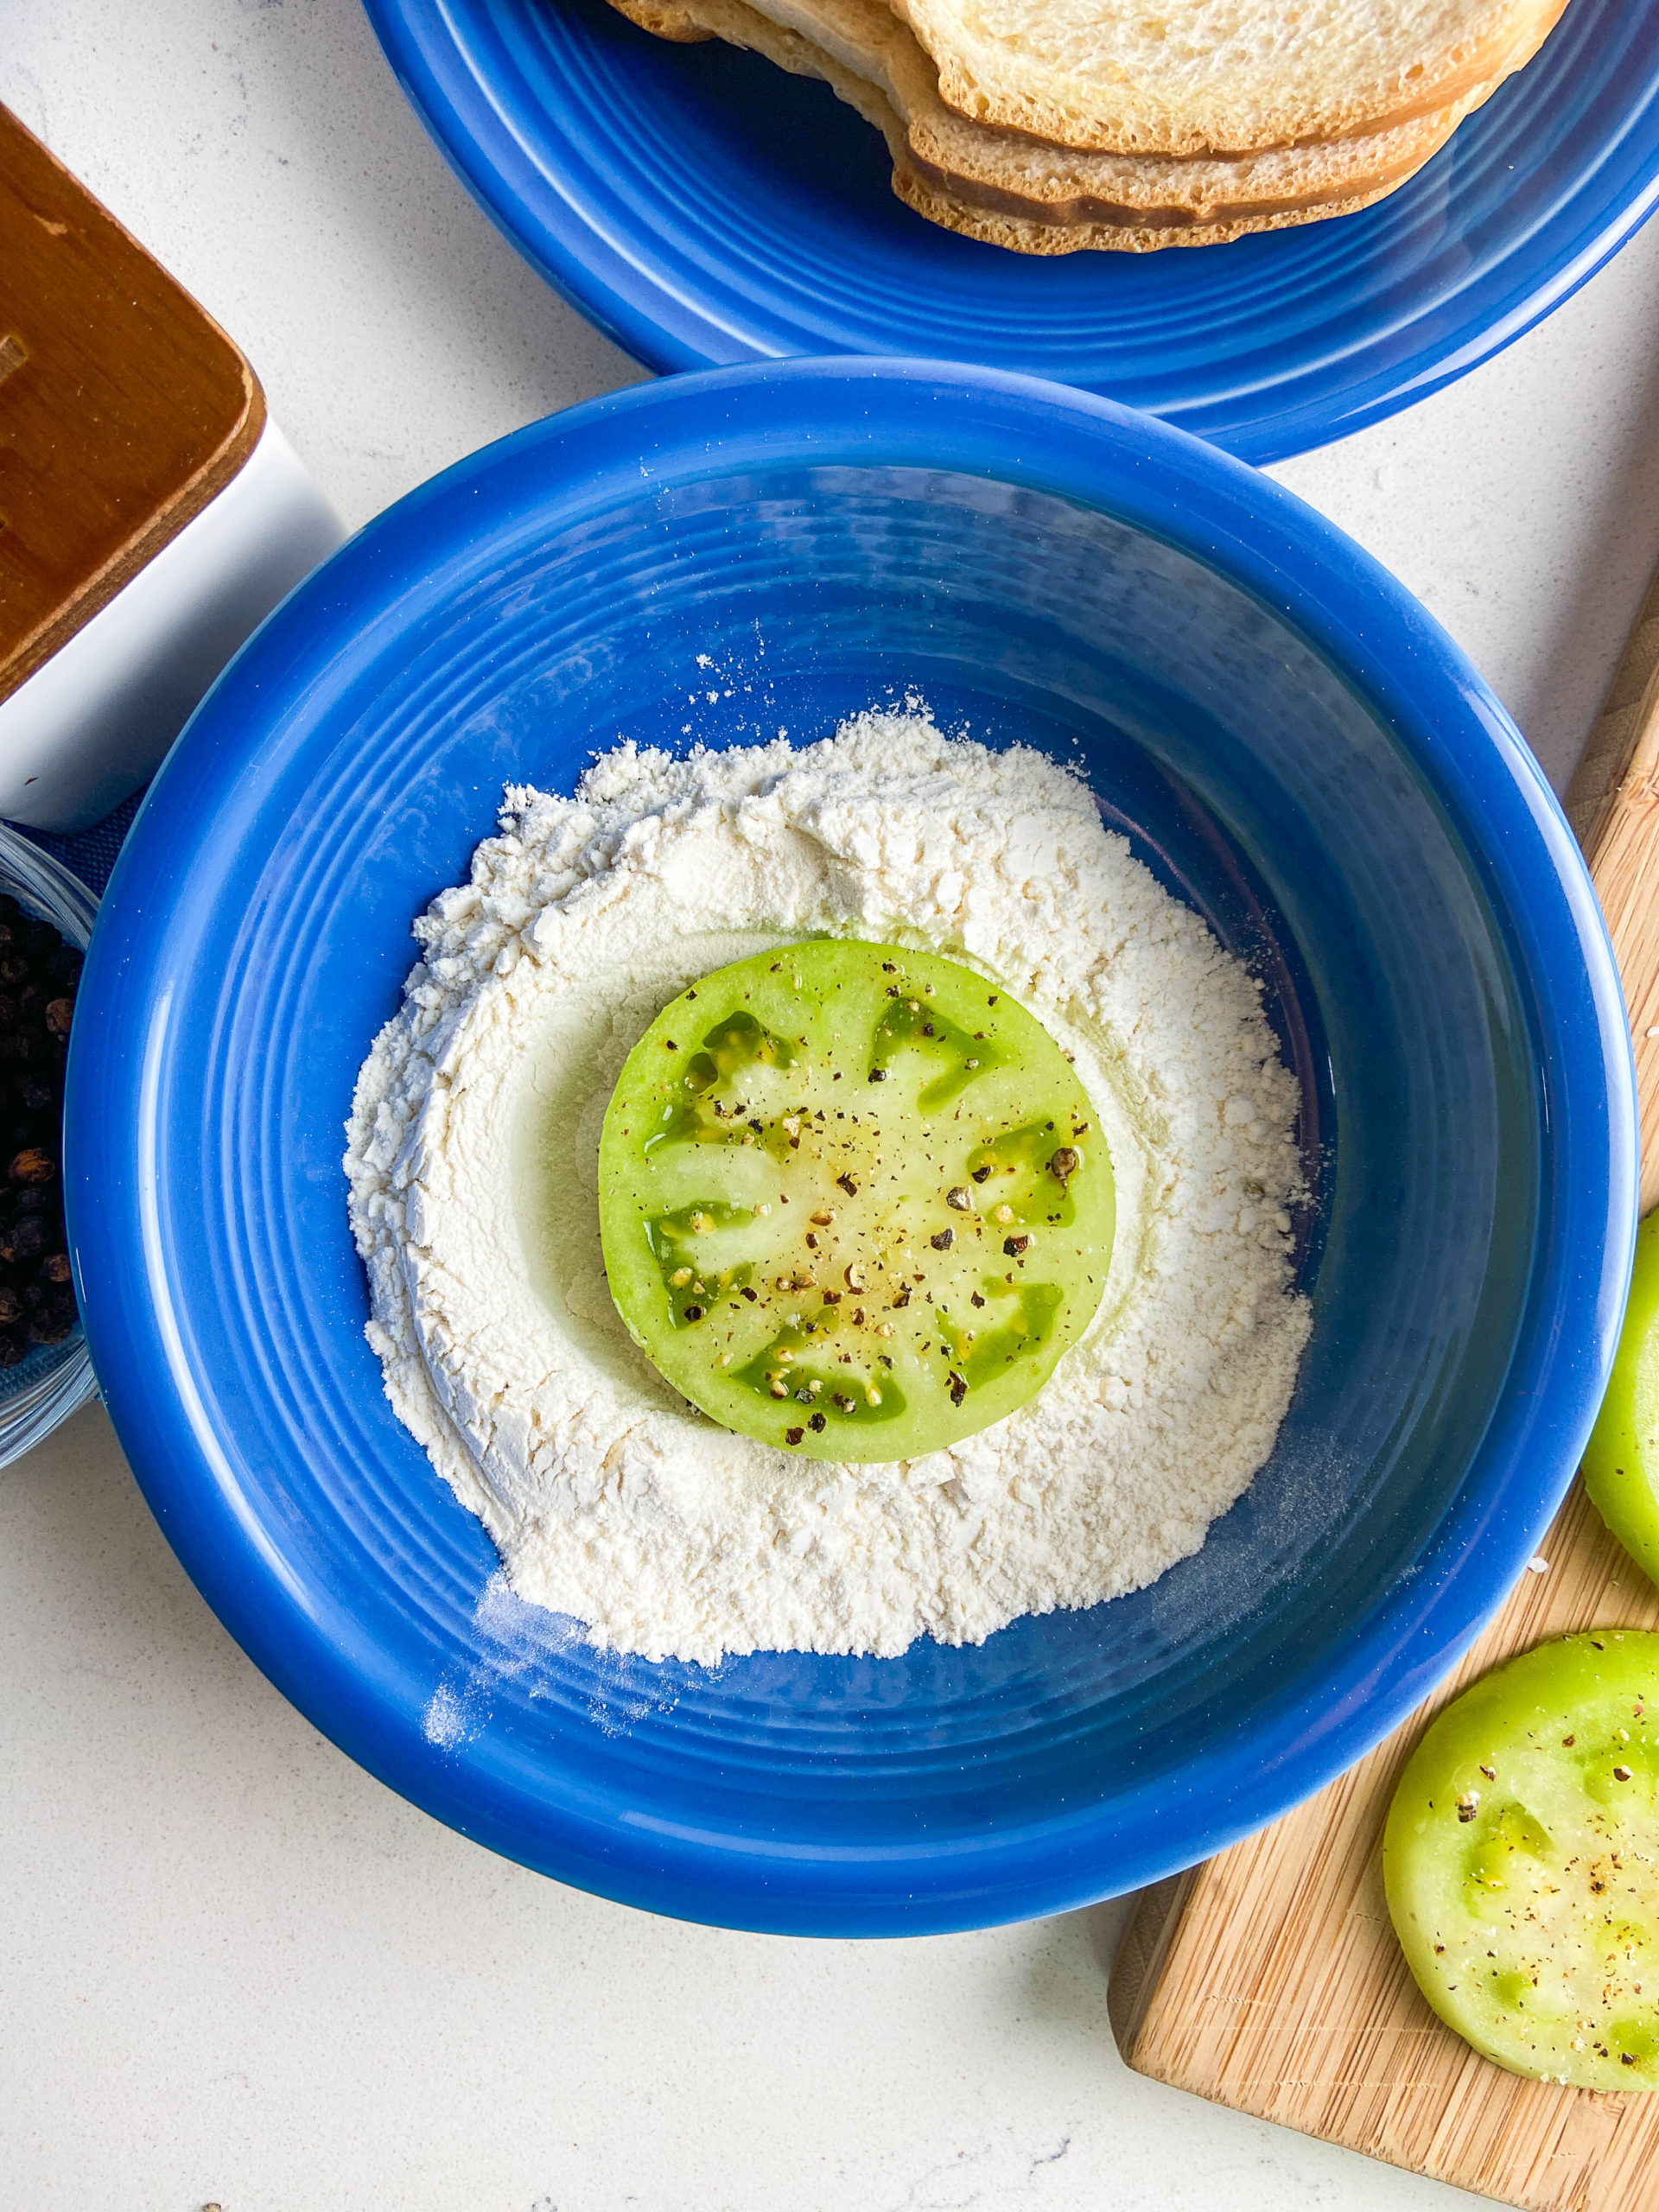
[1583,1209,1659,1587]
[1383,1630,1659,2089]
[597,938,1115,1461]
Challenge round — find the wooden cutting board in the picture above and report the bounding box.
[1107,563,1659,2212]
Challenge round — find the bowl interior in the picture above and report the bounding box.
[74,362,1628,1937]
[90,457,1548,1875]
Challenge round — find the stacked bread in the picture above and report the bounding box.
[607,0,1572,252]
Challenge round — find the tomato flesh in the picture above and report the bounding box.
[597,939,1115,1460]
[1384,1630,1659,2088]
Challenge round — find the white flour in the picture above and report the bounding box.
[346,706,1310,1663]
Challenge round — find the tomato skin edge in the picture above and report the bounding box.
[1583,1209,1659,1590]
[1382,1630,1659,2091]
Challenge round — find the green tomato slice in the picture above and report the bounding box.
[597,938,1115,1461]
[1583,1209,1659,1587]
[1383,1630,1659,2089]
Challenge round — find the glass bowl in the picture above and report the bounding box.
[0,825,98,1466]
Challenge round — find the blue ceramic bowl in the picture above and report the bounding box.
[363,0,1659,461]
[67,361,1635,1934]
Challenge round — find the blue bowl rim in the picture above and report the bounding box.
[359,0,1659,466]
[67,357,1637,1934]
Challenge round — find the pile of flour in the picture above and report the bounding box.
[346,705,1310,1663]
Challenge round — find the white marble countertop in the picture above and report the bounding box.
[7,6,1659,2208]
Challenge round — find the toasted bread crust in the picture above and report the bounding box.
[607,0,715,39]
[606,0,1486,243]
[900,112,1466,228]
[893,158,1399,251]
[602,0,1567,251]
[728,0,1487,218]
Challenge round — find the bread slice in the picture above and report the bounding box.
[890,0,1570,156]
[728,0,1491,222]
[607,0,1486,245]
[617,0,716,37]
[892,156,1398,252]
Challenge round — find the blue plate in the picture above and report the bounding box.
[363,0,1659,462]
[67,360,1635,1933]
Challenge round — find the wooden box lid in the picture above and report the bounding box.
[0,102,266,706]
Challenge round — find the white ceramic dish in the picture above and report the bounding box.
[0,422,342,832]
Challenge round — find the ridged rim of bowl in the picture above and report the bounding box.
[0,828,97,1468]
[360,0,1659,462]
[66,360,1637,1929]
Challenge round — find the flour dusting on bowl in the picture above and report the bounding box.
[346,704,1310,1662]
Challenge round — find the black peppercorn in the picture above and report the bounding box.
[1,1218,45,1263]
[0,903,80,1364]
